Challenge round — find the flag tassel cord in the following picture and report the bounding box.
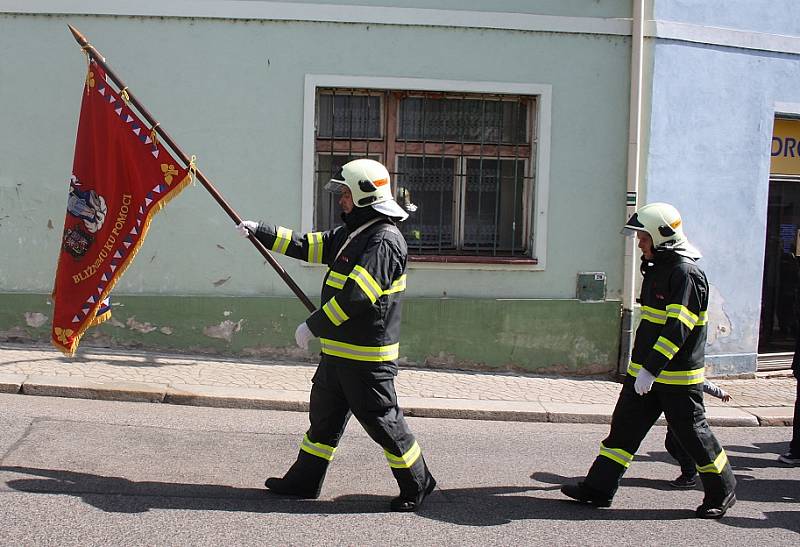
[68,24,316,313]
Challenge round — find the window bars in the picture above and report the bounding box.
[315,89,535,258]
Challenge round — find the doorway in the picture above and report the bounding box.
[758,177,800,364]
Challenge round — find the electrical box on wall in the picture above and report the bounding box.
[577,272,606,302]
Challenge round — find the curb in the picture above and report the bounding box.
[165,384,309,412]
[0,373,25,394]
[748,406,795,426]
[21,375,166,403]
[0,374,793,426]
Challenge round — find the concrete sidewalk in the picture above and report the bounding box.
[0,343,795,426]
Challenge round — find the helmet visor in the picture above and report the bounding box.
[324,166,347,194]
[621,226,646,238]
[621,212,646,237]
[324,179,348,194]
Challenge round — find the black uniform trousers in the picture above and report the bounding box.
[283,361,431,497]
[790,341,800,456]
[664,427,697,477]
[584,378,736,503]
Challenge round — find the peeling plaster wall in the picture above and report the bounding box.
[0,293,620,373]
[646,0,800,373]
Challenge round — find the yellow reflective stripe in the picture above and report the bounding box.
[696,449,728,474]
[653,371,705,385]
[656,369,705,381]
[641,306,667,325]
[696,311,708,326]
[349,265,382,304]
[320,338,399,362]
[272,226,292,254]
[627,362,705,385]
[299,433,337,461]
[653,336,680,359]
[327,271,406,295]
[666,304,699,329]
[325,270,348,290]
[599,443,634,468]
[322,297,349,326]
[383,274,406,295]
[306,232,323,263]
[385,441,421,469]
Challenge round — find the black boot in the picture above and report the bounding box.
[669,473,698,489]
[696,466,737,518]
[695,491,736,519]
[265,451,329,499]
[390,473,436,512]
[560,481,613,508]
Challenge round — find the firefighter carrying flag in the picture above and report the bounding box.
[51,60,191,355]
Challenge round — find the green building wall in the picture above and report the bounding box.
[0,293,621,374]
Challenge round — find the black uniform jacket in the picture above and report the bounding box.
[628,251,709,390]
[253,217,407,374]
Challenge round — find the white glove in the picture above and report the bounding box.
[236,220,258,237]
[634,368,656,395]
[294,322,314,350]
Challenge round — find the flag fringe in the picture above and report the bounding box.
[51,171,193,356]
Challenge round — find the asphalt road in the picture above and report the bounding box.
[0,393,797,545]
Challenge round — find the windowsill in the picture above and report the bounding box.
[300,254,542,271]
[409,255,537,265]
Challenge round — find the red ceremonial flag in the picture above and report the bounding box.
[52,61,191,355]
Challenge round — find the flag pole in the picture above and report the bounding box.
[67,24,316,313]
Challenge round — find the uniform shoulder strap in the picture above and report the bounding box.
[333,217,383,263]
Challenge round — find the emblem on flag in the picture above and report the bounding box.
[67,175,107,233]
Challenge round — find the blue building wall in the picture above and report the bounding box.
[647,0,800,373]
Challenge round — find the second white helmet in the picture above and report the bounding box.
[622,202,701,258]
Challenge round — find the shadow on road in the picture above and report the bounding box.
[530,471,799,533]
[636,441,792,472]
[0,465,390,515]
[1,465,798,533]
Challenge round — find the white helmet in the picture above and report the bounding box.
[325,159,409,221]
[622,202,701,259]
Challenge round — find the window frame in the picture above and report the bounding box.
[302,75,552,270]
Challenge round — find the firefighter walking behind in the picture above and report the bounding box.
[237,159,436,512]
[560,202,737,518]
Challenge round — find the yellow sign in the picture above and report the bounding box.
[771,118,800,175]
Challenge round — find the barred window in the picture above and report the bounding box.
[314,89,535,259]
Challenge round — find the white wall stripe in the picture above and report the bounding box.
[6,2,800,54]
[7,3,800,54]
[647,20,800,56]
[0,1,631,36]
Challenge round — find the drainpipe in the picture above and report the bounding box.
[618,0,645,378]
